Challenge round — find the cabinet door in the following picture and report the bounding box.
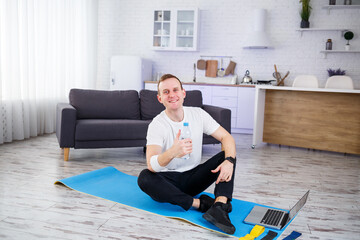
[175,9,199,51]
[236,88,255,129]
[211,86,238,128]
[153,10,171,50]
[212,96,238,108]
[182,84,192,91]
[189,85,212,105]
[212,86,238,97]
[212,96,237,127]
[144,83,157,91]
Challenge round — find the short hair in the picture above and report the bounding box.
[157,74,183,94]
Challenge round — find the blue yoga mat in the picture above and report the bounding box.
[55,166,293,239]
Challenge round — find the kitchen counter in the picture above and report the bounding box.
[252,85,360,155]
[144,81,256,88]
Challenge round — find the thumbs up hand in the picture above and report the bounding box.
[172,129,192,159]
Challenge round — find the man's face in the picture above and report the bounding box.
[157,78,186,111]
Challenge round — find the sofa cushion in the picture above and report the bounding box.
[75,119,151,141]
[184,90,203,108]
[69,89,140,119]
[139,89,203,120]
[139,90,165,120]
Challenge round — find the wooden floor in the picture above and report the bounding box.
[0,133,359,239]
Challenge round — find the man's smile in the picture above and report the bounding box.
[168,99,179,103]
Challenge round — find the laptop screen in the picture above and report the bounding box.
[288,190,310,221]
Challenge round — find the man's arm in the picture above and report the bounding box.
[210,126,236,184]
[211,126,236,159]
[146,130,192,172]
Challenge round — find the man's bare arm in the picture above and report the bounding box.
[211,126,236,159]
[210,126,236,184]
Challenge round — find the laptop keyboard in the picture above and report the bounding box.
[261,209,284,226]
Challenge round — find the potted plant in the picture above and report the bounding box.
[344,31,354,51]
[327,68,346,77]
[300,0,312,28]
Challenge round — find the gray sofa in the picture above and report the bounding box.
[56,88,231,161]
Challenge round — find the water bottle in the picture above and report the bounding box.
[180,122,191,159]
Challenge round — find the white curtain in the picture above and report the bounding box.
[0,0,98,144]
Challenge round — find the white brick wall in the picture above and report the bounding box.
[96,0,360,89]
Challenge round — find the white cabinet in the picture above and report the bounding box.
[144,82,192,92]
[144,82,193,92]
[144,82,158,91]
[152,9,199,51]
[211,86,238,129]
[144,82,255,133]
[236,88,255,130]
[189,85,212,105]
[182,84,192,91]
[212,86,238,97]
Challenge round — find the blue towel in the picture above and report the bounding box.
[55,166,293,238]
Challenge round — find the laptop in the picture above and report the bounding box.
[244,190,310,230]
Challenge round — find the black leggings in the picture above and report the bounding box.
[137,151,235,211]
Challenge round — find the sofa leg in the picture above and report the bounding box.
[64,148,70,161]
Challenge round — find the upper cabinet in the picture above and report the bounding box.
[152,8,199,51]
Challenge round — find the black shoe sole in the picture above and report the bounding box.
[202,211,235,235]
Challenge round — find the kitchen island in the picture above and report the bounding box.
[252,85,360,155]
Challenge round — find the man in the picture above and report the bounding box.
[137,74,237,234]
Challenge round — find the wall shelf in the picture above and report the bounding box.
[320,50,360,58]
[322,5,360,14]
[296,28,349,31]
[296,28,349,37]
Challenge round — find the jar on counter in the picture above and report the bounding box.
[326,39,332,50]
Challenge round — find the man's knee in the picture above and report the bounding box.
[137,169,153,191]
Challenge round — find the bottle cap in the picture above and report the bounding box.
[183,122,189,126]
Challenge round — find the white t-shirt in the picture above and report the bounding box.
[146,106,220,172]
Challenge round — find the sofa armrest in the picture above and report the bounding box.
[203,105,231,134]
[56,103,77,148]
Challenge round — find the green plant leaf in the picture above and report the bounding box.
[299,0,312,21]
[344,31,354,40]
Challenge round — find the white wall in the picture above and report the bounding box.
[96,0,360,89]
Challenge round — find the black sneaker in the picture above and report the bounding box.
[198,195,215,213]
[202,202,235,234]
